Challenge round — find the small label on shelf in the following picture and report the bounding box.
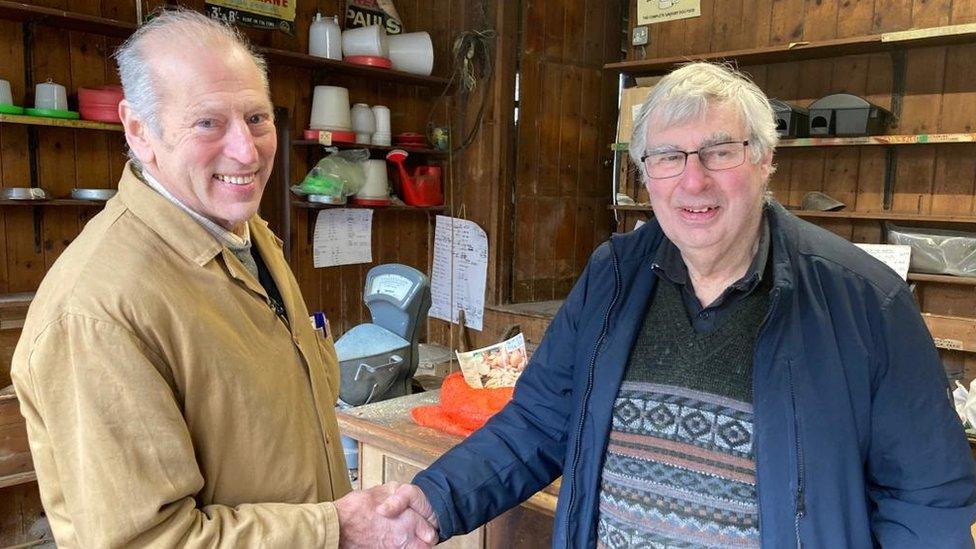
[934,337,964,351]
[318,131,333,146]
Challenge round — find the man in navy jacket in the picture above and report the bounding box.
[379,62,976,547]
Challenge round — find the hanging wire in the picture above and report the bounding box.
[427,28,497,155]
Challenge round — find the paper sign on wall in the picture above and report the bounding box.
[313,209,373,268]
[854,244,912,280]
[206,0,296,34]
[430,216,488,331]
[637,0,701,25]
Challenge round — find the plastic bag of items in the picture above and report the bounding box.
[292,148,369,202]
[886,224,976,278]
[953,379,976,436]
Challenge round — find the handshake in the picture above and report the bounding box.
[335,482,439,548]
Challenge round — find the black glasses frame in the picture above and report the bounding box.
[640,140,750,179]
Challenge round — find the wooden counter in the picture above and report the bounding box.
[337,391,558,548]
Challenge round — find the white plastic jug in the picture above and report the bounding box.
[309,13,342,60]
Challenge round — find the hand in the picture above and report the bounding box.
[335,482,437,548]
[377,483,438,533]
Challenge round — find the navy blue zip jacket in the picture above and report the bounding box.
[414,201,976,547]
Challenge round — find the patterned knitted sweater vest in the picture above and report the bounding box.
[596,275,771,548]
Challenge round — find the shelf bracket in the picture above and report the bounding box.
[883,146,897,210]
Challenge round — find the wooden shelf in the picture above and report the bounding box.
[0,113,122,132]
[779,134,976,147]
[908,273,976,286]
[292,199,446,212]
[613,133,976,152]
[0,198,105,207]
[605,23,976,76]
[609,204,652,212]
[0,3,449,89]
[0,1,134,37]
[291,140,449,156]
[609,205,976,225]
[258,48,450,89]
[0,291,33,309]
[0,470,35,490]
[791,210,976,224]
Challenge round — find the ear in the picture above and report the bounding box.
[119,100,156,165]
[759,149,774,179]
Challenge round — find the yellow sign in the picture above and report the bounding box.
[637,0,701,25]
[206,0,296,33]
[209,0,295,21]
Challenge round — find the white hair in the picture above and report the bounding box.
[114,8,270,140]
[629,62,779,179]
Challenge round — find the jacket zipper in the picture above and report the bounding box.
[787,359,806,548]
[564,243,621,544]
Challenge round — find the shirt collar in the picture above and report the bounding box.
[139,166,251,251]
[652,208,770,294]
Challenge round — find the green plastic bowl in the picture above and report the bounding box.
[24,107,80,120]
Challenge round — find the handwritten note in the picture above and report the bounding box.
[854,244,912,280]
[430,216,488,331]
[313,209,373,268]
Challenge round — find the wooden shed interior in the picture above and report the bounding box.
[2,0,976,545]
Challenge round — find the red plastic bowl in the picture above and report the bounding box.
[78,85,123,106]
[80,104,121,123]
[344,56,393,69]
[394,132,426,145]
[303,129,357,144]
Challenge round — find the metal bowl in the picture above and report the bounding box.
[1,187,49,200]
[71,188,116,201]
[307,194,346,205]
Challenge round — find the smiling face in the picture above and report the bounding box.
[121,40,276,233]
[643,102,771,262]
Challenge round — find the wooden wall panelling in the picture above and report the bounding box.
[102,0,137,23]
[931,145,976,215]
[951,0,976,24]
[836,0,874,38]
[912,0,953,28]
[769,0,805,46]
[892,145,937,213]
[511,0,620,303]
[0,482,48,547]
[710,0,744,53]
[32,24,77,273]
[873,0,913,33]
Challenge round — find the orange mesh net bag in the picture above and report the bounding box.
[411,372,514,437]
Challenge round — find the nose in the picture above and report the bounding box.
[679,153,711,193]
[223,118,260,166]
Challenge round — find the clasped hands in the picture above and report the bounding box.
[336,482,438,548]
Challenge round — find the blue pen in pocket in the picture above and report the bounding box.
[310,311,328,337]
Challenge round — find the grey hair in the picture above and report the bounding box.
[629,62,779,179]
[114,8,270,140]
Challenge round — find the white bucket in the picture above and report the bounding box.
[0,79,12,106]
[342,25,389,58]
[358,159,389,199]
[35,80,68,111]
[388,32,433,76]
[309,85,351,131]
[371,105,391,132]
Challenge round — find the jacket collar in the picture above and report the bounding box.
[609,199,798,295]
[116,161,226,267]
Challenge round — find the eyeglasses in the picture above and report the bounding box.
[640,140,750,179]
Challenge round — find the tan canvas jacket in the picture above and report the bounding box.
[11,163,352,548]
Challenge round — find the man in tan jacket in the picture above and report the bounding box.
[11,9,435,549]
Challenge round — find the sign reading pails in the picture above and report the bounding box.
[807,93,891,137]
